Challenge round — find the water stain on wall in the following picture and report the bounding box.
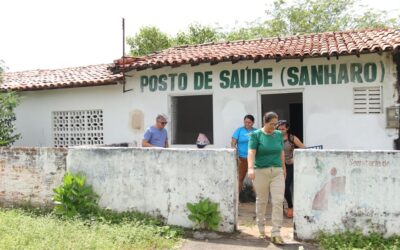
[129,110,144,132]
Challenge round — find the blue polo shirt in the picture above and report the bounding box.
[143,126,168,147]
[232,126,257,158]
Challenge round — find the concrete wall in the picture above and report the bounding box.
[0,147,67,207]
[0,146,237,232]
[294,149,400,240]
[14,53,398,150]
[67,147,237,232]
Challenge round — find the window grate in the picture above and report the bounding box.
[353,87,382,114]
[52,109,104,147]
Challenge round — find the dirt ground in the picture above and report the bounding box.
[180,202,318,250]
[237,202,295,242]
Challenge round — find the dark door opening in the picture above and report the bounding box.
[261,93,303,141]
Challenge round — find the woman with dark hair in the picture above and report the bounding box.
[248,111,286,245]
[231,114,257,193]
[277,120,305,218]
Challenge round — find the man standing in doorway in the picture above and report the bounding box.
[142,114,169,148]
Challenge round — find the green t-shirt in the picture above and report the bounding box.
[248,129,284,169]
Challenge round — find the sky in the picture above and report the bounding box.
[0,0,399,72]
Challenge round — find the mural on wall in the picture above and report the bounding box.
[295,151,399,240]
[139,61,385,92]
[310,157,390,213]
[312,167,346,211]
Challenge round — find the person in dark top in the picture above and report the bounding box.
[277,120,305,218]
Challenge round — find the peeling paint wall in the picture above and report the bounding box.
[0,147,67,207]
[67,147,237,232]
[294,149,400,240]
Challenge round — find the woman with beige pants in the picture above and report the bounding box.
[248,111,286,245]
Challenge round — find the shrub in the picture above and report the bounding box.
[187,198,221,231]
[53,172,99,218]
[0,91,21,146]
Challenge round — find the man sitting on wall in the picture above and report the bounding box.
[142,114,169,148]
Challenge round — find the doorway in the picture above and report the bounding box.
[261,92,303,141]
[235,92,304,243]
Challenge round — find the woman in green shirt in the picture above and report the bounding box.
[248,111,286,245]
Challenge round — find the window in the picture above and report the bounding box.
[353,86,382,114]
[52,109,104,147]
[171,95,213,144]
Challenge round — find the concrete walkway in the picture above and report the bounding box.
[180,203,318,250]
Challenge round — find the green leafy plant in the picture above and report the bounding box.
[0,91,21,146]
[53,172,99,218]
[186,198,221,231]
[318,230,400,249]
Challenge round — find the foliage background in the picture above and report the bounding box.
[127,0,400,56]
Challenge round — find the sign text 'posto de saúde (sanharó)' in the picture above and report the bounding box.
[139,62,383,92]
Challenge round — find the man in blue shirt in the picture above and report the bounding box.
[142,114,169,148]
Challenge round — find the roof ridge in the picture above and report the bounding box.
[110,28,400,72]
[2,63,122,91]
[5,63,113,74]
[165,27,397,50]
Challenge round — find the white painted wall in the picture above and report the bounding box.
[14,52,398,149]
[67,147,237,232]
[294,149,400,240]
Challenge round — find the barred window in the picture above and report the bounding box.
[52,109,104,147]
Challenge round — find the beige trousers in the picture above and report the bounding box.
[253,167,285,237]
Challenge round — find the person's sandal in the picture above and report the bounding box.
[271,236,285,245]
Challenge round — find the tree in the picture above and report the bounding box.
[223,20,269,41]
[0,59,5,85]
[264,0,399,36]
[352,10,400,30]
[127,26,172,56]
[127,0,399,55]
[173,23,221,45]
[127,24,222,56]
[0,91,21,146]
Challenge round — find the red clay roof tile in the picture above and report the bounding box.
[111,28,400,72]
[2,29,399,92]
[2,64,123,91]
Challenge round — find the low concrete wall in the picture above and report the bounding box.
[294,149,400,240]
[67,147,237,232]
[0,147,67,207]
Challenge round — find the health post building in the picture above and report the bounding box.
[3,28,400,150]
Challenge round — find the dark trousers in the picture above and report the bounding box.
[238,157,248,192]
[284,164,294,208]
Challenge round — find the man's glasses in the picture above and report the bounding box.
[159,121,168,125]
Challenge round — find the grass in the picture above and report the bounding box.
[318,231,400,250]
[0,208,184,250]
